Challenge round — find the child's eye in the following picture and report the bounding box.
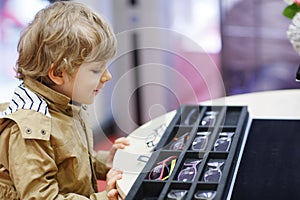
[92,70,101,74]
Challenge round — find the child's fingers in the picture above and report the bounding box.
[114,137,130,146]
[107,189,118,200]
[106,169,122,189]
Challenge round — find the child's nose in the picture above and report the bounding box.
[100,69,112,83]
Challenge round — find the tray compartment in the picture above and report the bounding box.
[211,128,237,152]
[223,106,243,126]
[176,106,202,126]
[173,152,205,183]
[189,130,212,152]
[199,111,219,127]
[133,181,165,200]
[164,182,192,200]
[200,156,227,183]
[163,126,195,151]
[146,151,181,181]
[192,183,218,200]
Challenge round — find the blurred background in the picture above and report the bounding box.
[0,0,299,144]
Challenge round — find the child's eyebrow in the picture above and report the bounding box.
[89,63,105,69]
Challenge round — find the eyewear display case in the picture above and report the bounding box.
[125,105,249,200]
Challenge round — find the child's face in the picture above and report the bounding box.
[62,61,112,105]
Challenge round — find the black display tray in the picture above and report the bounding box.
[230,119,300,200]
[125,105,249,200]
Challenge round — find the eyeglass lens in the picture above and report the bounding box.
[191,132,211,151]
[214,132,234,152]
[148,156,177,180]
[204,161,224,182]
[167,189,188,200]
[192,136,208,151]
[201,111,218,126]
[214,137,231,151]
[149,164,169,180]
[194,191,216,199]
[177,160,201,182]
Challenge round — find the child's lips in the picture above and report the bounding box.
[94,86,102,94]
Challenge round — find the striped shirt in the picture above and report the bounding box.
[0,84,51,118]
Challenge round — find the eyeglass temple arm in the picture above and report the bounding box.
[157,155,177,165]
[162,159,177,181]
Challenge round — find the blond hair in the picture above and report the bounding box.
[16,1,117,86]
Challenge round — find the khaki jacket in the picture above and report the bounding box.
[0,78,109,199]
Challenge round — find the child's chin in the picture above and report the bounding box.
[83,100,94,105]
[73,98,94,105]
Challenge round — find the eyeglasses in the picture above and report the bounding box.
[191,132,210,151]
[177,159,202,182]
[201,111,218,126]
[213,132,235,152]
[145,123,167,148]
[167,189,188,200]
[194,191,216,200]
[169,132,190,150]
[184,108,199,125]
[203,161,224,182]
[148,156,177,181]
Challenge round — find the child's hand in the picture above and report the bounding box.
[106,168,123,200]
[106,137,130,169]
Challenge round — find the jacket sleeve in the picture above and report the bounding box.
[94,150,109,180]
[6,122,108,200]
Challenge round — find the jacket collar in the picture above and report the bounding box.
[23,78,81,116]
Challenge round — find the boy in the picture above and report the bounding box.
[0,1,129,200]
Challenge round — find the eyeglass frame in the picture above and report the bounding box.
[145,123,167,148]
[167,189,188,200]
[148,155,177,181]
[200,111,219,126]
[203,161,224,183]
[191,132,211,151]
[169,131,190,150]
[194,190,216,200]
[213,132,235,152]
[177,159,202,182]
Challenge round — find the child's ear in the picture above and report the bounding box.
[48,64,64,85]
